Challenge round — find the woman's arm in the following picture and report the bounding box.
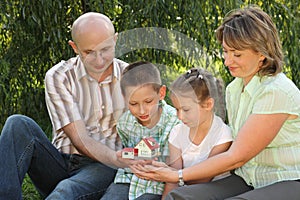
[135,113,289,183]
[180,113,289,182]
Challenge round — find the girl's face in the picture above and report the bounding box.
[222,41,265,86]
[170,94,212,129]
[125,85,166,127]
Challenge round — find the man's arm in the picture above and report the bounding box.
[63,120,140,168]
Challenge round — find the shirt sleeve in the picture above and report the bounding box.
[45,64,82,131]
[253,86,300,116]
[215,124,233,146]
[168,124,183,149]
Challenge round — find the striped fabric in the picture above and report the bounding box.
[45,57,128,154]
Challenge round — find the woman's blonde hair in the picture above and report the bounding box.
[216,5,283,76]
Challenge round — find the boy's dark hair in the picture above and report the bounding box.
[170,68,226,121]
[121,61,162,96]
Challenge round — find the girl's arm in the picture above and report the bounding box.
[187,140,232,184]
[162,143,182,199]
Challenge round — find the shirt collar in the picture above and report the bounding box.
[243,75,263,97]
[132,100,167,129]
[74,57,121,81]
[229,75,262,97]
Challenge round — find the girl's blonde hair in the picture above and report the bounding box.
[216,5,283,76]
[170,68,226,121]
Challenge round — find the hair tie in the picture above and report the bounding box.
[197,73,203,79]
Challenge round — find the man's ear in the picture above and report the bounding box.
[113,33,118,43]
[159,85,167,100]
[68,40,79,54]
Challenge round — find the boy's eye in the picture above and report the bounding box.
[234,54,241,57]
[129,102,137,106]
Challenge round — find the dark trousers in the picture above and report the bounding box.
[165,174,300,200]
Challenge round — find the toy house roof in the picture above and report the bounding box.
[139,137,159,150]
[122,147,135,152]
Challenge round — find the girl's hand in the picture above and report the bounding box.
[130,160,178,183]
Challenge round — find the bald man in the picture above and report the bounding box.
[0,12,139,199]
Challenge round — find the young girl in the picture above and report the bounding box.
[162,68,233,198]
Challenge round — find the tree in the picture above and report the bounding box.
[1,0,299,133]
[1,0,299,198]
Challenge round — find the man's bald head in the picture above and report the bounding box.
[71,12,115,44]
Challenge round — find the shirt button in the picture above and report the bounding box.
[102,105,105,109]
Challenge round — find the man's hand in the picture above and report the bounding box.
[115,150,152,168]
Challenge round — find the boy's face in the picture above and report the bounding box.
[125,85,166,127]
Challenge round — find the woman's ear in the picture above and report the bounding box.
[259,53,266,62]
[68,40,79,54]
[159,85,167,100]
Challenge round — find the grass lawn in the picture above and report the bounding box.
[22,174,42,200]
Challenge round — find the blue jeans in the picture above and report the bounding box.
[0,114,116,200]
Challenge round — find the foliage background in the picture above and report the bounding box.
[0,0,299,199]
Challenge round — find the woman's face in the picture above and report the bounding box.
[222,41,265,86]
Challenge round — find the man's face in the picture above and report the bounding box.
[76,35,116,78]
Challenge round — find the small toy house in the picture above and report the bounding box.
[135,137,160,158]
[121,148,138,159]
[121,137,160,159]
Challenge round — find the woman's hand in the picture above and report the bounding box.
[130,160,179,183]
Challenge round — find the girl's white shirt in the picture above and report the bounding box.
[169,114,233,180]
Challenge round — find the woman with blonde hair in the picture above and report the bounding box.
[131,5,300,199]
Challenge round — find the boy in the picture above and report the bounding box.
[101,61,180,200]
